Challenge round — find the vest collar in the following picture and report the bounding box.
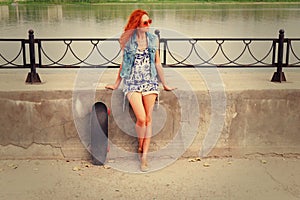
[131,30,153,45]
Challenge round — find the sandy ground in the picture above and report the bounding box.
[0,156,300,200]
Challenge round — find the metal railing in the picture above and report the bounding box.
[0,29,299,83]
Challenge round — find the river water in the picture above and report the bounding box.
[1,3,300,67]
[1,3,300,38]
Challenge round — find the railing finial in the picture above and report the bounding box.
[154,29,160,36]
[154,29,161,57]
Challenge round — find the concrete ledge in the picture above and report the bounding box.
[0,68,300,159]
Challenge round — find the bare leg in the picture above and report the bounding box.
[127,92,146,158]
[127,92,157,171]
[141,94,157,169]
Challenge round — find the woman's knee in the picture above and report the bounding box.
[136,115,146,127]
[136,114,152,126]
[145,115,152,126]
[135,113,152,127]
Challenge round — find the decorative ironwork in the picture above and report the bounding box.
[287,39,300,66]
[37,38,121,68]
[0,29,300,83]
[160,38,276,67]
[0,39,26,68]
[1,29,300,69]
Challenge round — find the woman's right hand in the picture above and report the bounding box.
[105,84,117,90]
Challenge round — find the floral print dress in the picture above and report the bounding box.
[123,48,159,95]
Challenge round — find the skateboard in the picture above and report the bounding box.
[90,102,109,165]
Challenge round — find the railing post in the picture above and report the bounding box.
[25,29,41,84]
[271,29,286,82]
[154,29,166,66]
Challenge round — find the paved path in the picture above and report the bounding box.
[0,68,300,92]
[0,156,300,200]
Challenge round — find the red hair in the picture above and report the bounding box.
[120,9,149,49]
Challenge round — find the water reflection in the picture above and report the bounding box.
[1,3,300,38]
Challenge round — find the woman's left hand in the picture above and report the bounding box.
[163,84,176,91]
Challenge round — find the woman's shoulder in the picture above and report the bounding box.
[147,32,158,40]
[147,32,158,50]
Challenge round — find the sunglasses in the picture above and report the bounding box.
[142,19,152,26]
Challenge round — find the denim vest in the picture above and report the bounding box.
[120,31,158,79]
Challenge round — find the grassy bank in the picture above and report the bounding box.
[1,0,300,5]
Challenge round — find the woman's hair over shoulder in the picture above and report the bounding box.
[119,9,149,49]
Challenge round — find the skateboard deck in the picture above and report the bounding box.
[90,102,108,165]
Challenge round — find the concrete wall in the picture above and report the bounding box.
[1,88,299,160]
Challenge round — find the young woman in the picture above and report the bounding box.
[106,9,174,172]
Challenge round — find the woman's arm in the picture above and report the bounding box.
[105,64,122,90]
[105,49,124,90]
[155,50,175,91]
